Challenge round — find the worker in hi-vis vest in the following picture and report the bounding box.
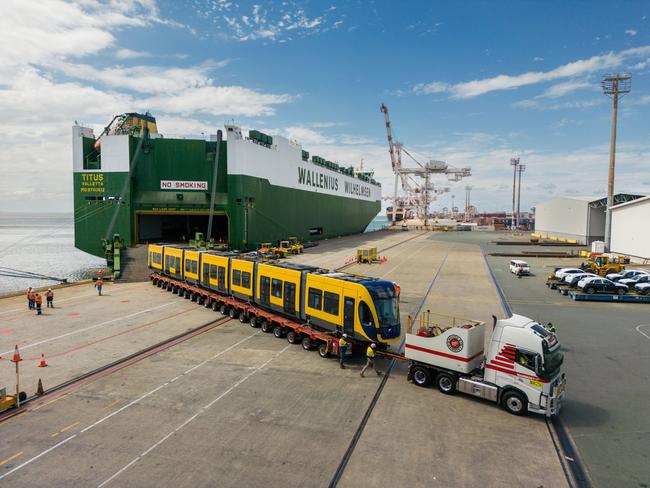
[338,334,348,369]
[361,343,382,377]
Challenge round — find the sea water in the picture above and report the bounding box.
[0,213,104,294]
[364,214,388,232]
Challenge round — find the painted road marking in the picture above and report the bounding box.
[51,421,80,438]
[0,331,258,481]
[0,452,23,467]
[97,344,292,488]
[31,392,72,412]
[636,324,650,341]
[0,302,177,356]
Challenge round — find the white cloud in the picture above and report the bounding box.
[625,29,638,36]
[115,48,152,59]
[538,80,592,98]
[414,46,650,99]
[533,56,544,62]
[511,98,601,111]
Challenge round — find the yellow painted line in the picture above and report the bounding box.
[31,392,72,412]
[0,451,23,466]
[59,421,80,433]
[103,399,120,411]
[51,432,59,438]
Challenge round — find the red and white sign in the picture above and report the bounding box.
[160,180,208,191]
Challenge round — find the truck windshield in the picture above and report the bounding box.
[542,345,564,379]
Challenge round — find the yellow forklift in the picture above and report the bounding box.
[0,387,26,413]
[257,242,288,259]
[580,254,628,276]
[278,237,304,255]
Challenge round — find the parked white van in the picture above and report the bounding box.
[509,260,530,276]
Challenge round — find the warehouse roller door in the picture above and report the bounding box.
[136,212,228,244]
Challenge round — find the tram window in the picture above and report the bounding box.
[209,265,217,280]
[191,260,197,274]
[323,292,339,315]
[271,279,283,298]
[359,301,374,326]
[233,270,241,286]
[185,260,191,273]
[242,271,251,289]
[175,257,180,270]
[308,288,323,310]
[218,266,226,288]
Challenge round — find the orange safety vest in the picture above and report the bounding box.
[46,291,53,298]
[95,279,103,287]
[35,294,42,305]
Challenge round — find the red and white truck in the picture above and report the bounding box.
[405,313,565,416]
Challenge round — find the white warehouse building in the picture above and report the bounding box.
[534,194,643,245]
[611,195,650,262]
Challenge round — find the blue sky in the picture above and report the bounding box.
[1,0,648,213]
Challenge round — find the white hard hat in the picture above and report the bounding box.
[343,333,348,338]
[371,343,376,348]
[48,288,52,291]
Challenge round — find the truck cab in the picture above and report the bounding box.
[406,313,565,416]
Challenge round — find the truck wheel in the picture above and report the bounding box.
[412,366,432,387]
[220,304,228,315]
[502,391,528,416]
[435,373,456,395]
[273,326,285,338]
[318,342,329,358]
[249,316,259,328]
[586,287,595,295]
[229,308,239,319]
[286,331,299,344]
[239,312,248,323]
[301,337,313,350]
[617,288,625,296]
[260,320,273,333]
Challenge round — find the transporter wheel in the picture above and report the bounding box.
[260,320,273,333]
[273,327,285,338]
[435,373,456,395]
[229,308,238,319]
[220,304,228,315]
[411,366,432,387]
[212,301,219,312]
[167,284,173,292]
[586,287,595,295]
[191,293,198,302]
[184,290,190,299]
[502,391,528,416]
[249,316,259,328]
[286,331,299,344]
[204,298,211,308]
[239,312,248,323]
[617,288,626,296]
[153,279,158,286]
[161,282,167,290]
[318,342,329,358]
[301,337,313,350]
[172,286,178,294]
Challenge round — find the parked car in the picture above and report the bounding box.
[635,282,650,295]
[566,273,598,288]
[619,273,650,287]
[555,268,586,280]
[606,269,648,282]
[509,260,530,276]
[578,277,628,295]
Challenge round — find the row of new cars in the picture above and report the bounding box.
[554,267,650,295]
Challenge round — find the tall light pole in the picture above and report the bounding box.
[601,73,631,250]
[516,164,526,228]
[510,157,520,230]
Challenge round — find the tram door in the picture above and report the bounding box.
[343,297,355,336]
[260,276,271,306]
[283,282,296,315]
[202,263,210,287]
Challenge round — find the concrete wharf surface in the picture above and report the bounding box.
[0,230,568,487]
[436,231,650,488]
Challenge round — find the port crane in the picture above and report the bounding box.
[380,103,471,225]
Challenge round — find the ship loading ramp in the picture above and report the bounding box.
[135,211,228,244]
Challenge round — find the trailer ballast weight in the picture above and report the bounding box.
[405,312,565,416]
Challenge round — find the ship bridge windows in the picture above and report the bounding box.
[136,212,228,244]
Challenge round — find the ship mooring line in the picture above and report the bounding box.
[480,248,592,488]
[328,250,448,487]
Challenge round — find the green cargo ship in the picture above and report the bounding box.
[73,113,381,258]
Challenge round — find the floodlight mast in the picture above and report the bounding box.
[510,157,520,230]
[601,73,631,251]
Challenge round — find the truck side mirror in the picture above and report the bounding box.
[534,354,542,376]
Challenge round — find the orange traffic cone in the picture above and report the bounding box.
[36,378,44,396]
[38,353,48,368]
[11,345,22,363]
